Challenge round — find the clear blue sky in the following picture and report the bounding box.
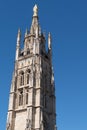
[0,0,87,130]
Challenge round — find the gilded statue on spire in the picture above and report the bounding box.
[33,4,38,16]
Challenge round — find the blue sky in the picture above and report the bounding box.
[0,0,87,130]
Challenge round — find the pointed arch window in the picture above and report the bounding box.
[19,89,23,106]
[26,69,31,84]
[20,71,24,86]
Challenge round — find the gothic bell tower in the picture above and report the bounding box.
[6,5,57,130]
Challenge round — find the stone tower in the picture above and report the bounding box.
[6,5,57,130]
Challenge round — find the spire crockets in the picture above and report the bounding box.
[15,29,21,60]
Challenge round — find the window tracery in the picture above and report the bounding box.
[19,71,24,86]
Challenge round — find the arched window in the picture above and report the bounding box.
[19,89,23,106]
[26,69,31,84]
[20,71,24,86]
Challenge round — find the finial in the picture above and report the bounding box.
[33,4,38,16]
[48,32,52,50]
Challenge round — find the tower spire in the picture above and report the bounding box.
[30,4,40,37]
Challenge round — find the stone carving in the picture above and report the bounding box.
[26,119,29,128]
[33,4,38,16]
[25,108,32,130]
[26,119,31,129]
